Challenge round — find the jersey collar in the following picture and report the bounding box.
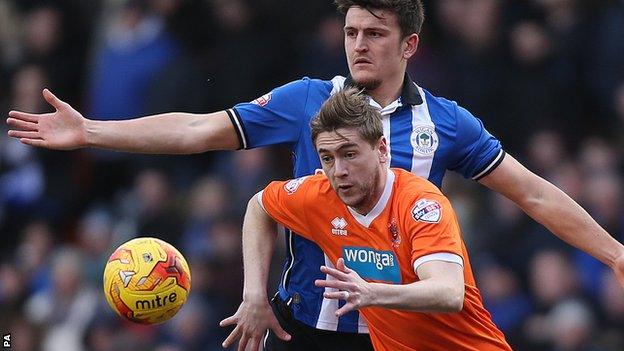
[344,73,423,106]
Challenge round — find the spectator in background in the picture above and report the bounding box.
[18,4,83,102]
[123,168,182,245]
[615,82,624,149]
[88,0,179,120]
[206,0,284,109]
[525,249,586,350]
[548,299,603,351]
[300,14,349,79]
[598,271,624,350]
[0,0,20,101]
[15,220,54,293]
[160,296,215,351]
[502,20,565,152]
[478,261,533,348]
[0,64,46,246]
[586,0,624,131]
[213,148,283,215]
[179,176,228,260]
[433,0,506,132]
[24,246,98,351]
[76,207,115,287]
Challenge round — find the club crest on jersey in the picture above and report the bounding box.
[411,126,439,155]
[331,217,348,236]
[284,176,308,194]
[388,218,401,248]
[251,92,272,107]
[412,199,442,223]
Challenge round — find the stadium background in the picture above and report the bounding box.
[1,0,623,350]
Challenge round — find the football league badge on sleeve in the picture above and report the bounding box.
[284,176,308,194]
[251,92,272,107]
[411,199,442,223]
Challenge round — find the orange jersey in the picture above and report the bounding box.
[260,168,511,351]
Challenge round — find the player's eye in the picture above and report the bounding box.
[321,156,333,163]
[369,32,381,38]
[345,30,356,38]
[345,152,356,159]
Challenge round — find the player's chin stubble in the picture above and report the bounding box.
[353,78,382,92]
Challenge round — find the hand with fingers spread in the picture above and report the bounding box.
[315,258,375,317]
[7,89,88,150]
[219,298,291,351]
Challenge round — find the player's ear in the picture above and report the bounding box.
[378,137,388,163]
[403,34,419,60]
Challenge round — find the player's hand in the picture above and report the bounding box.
[7,89,88,150]
[219,298,291,351]
[315,258,374,317]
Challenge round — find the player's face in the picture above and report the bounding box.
[344,7,413,91]
[316,128,388,214]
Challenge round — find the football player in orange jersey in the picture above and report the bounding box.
[222,88,512,350]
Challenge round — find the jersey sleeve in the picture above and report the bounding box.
[229,78,311,149]
[449,104,505,181]
[402,192,464,275]
[258,177,314,241]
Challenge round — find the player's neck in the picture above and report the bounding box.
[368,73,405,108]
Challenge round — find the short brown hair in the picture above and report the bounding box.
[311,88,383,146]
[335,0,425,37]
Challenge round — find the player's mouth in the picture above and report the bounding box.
[338,184,353,192]
[353,58,373,66]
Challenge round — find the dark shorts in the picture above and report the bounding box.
[264,296,374,351]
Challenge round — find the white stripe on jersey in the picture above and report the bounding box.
[358,310,369,333]
[281,226,294,291]
[330,76,347,95]
[411,86,435,178]
[315,254,370,332]
[316,255,340,331]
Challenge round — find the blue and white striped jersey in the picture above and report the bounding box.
[228,74,504,333]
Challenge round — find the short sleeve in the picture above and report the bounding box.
[449,104,505,180]
[259,176,313,240]
[230,78,311,149]
[403,192,464,272]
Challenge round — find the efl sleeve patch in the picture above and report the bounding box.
[284,176,309,194]
[251,92,272,107]
[411,199,442,223]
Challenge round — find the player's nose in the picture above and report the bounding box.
[354,33,367,52]
[333,159,349,178]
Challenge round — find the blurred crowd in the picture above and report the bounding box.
[0,0,623,350]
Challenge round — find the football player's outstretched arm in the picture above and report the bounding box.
[220,195,290,350]
[315,258,464,316]
[479,154,624,287]
[7,89,239,154]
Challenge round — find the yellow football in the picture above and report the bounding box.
[103,237,191,324]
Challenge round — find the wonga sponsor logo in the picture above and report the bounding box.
[342,247,401,283]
